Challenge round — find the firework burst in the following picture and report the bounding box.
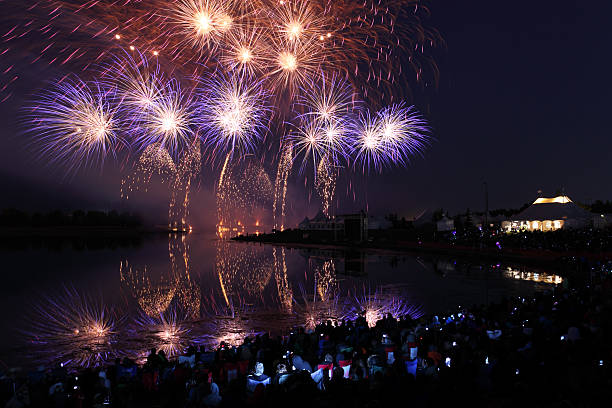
[136,79,197,157]
[25,76,120,173]
[198,72,270,157]
[352,103,430,172]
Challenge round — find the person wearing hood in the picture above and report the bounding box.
[246,362,270,393]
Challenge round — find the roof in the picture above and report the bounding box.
[510,196,591,221]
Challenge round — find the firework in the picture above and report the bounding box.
[272,141,293,231]
[103,51,164,123]
[221,25,270,75]
[298,73,357,126]
[172,0,239,54]
[198,72,270,157]
[289,119,328,175]
[315,156,336,217]
[216,158,273,236]
[136,78,197,157]
[352,103,430,172]
[2,0,441,105]
[25,76,120,172]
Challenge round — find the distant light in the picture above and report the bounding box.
[115,34,121,40]
[153,51,159,56]
[129,45,135,51]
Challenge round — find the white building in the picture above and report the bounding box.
[501,195,591,232]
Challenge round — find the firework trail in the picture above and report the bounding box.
[169,142,201,231]
[315,155,337,217]
[216,157,273,236]
[121,141,200,230]
[272,141,293,231]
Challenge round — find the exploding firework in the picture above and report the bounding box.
[1,0,441,105]
[135,78,197,157]
[24,76,120,173]
[198,72,270,156]
[352,103,430,172]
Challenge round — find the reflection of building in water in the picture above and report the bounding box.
[502,195,591,232]
[503,267,563,285]
[273,247,293,313]
[121,234,200,318]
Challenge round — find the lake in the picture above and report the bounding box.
[0,233,562,369]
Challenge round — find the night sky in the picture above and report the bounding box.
[0,0,610,228]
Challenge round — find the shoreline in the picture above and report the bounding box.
[232,235,612,266]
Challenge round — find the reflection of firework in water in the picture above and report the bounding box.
[348,287,424,327]
[294,289,347,332]
[215,241,274,303]
[273,246,293,313]
[132,308,192,358]
[121,235,200,319]
[120,260,178,317]
[26,287,120,368]
[314,259,337,302]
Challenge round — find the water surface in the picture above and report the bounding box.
[1,233,561,369]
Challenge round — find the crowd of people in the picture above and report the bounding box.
[435,227,612,254]
[2,268,611,407]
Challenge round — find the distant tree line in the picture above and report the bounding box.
[590,200,612,214]
[0,208,143,228]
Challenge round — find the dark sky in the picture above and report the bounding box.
[0,0,610,227]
